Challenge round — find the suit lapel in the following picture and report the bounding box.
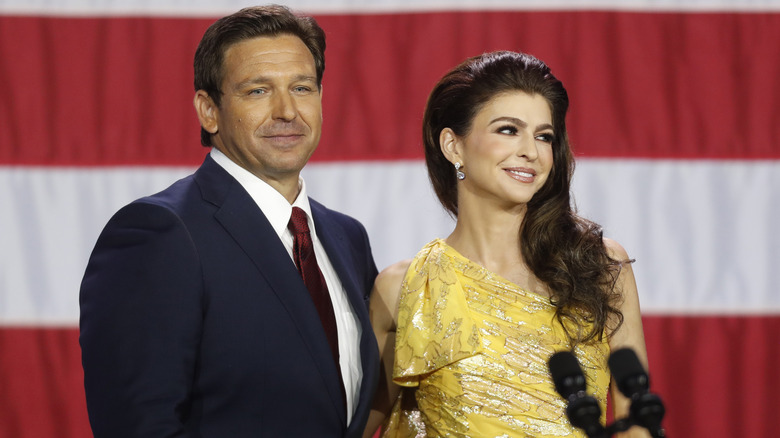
[310,205,368,329]
[310,202,379,434]
[194,157,347,426]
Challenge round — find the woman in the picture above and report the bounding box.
[365,51,649,437]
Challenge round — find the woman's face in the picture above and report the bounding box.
[453,91,554,211]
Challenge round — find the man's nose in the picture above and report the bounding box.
[271,92,297,121]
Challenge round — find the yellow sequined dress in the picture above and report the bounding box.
[388,239,610,438]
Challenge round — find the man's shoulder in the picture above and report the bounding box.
[100,165,213,234]
[309,198,373,253]
[128,153,228,213]
[137,173,198,208]
[309,198,362,228]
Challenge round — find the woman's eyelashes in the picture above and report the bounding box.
[496,124,554,143]
[535,133,554,143]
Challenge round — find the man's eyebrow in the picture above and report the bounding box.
[235,74,318,89]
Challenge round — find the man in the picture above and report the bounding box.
[79,5,379,437]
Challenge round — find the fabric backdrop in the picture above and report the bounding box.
[1,1,778,436]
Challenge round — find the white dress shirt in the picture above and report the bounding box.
[210,148,362,424]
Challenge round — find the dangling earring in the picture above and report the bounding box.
[454,162,465,180]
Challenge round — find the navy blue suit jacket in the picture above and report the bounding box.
[80,155,379,437]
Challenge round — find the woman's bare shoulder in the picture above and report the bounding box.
[370,259,413,329]
[374,259,413,298]
[603,237,631,262]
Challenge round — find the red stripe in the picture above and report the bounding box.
[0,328,90,438]
[643,315,780,437]
[2,316,778,437]
[1,11,779,165]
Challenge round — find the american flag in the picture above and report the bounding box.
[1,1,779,436]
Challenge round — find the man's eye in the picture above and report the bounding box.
[248,89,265,95]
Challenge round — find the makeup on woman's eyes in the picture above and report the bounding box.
[496,124,519,135]
[494,124,554,143]
[535,132,555,143]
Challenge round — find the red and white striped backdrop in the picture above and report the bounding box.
[1,1,779,436]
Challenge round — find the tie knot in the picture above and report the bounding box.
[288,207,310,235]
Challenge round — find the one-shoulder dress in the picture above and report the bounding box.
[386,239,611,438]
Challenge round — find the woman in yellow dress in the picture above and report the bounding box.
[364,51,650,438]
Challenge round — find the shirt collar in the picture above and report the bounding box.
[210,148,315,238]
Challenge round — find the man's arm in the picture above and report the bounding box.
[79,202,203,437]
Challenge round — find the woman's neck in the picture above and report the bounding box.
[446,199,525,267]
[445,199,549,296]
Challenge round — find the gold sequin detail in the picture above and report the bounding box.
[391,240,610,438]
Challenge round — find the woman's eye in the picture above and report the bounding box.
[498,125,517,135]
[536,133,554,143]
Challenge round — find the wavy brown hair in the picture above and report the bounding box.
[423,51,624,343]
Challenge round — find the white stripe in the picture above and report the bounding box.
[0,166,193,326]
[1,159,778,325]
[572,159,780,315]
[301,160,457,271]
[311,159,780,315]
[2,0,780,16]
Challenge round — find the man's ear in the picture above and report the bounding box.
[193,90,219,135]
[440,128,462,164]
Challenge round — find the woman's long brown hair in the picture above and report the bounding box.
[423,51,624,343]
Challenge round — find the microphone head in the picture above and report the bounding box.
[549,350,587,398]
[567,396,604,435]
[549,351,606,436]
[632,393,666,434]
[608,348,649,398]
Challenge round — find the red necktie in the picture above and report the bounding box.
[287,207,342,377]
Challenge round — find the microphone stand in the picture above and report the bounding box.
[598,415,666,438]
[550,349,667,438]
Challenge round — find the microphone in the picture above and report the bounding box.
[608,348,666,437]
[549,351,607,438]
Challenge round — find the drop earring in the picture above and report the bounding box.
[454,162,465,180]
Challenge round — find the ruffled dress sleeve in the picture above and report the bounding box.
[392,240,482,387]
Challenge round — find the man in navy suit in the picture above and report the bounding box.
[79,5,379,437]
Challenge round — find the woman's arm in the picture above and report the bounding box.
[362,260,411,438]
[604,238,652,438]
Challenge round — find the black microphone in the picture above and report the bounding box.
[608,348,666,437]
[549,351,607,438]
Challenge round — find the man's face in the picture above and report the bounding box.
[202,34,322,195]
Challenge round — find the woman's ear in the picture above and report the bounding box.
[193,90,219,135]
[440,128,461,164]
